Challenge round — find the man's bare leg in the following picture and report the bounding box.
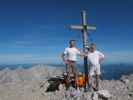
[71,62,78,88]
[66,62,72,88]
[92,76,96,90]
[90,75,99,91]
[95,75,100,91]
[66,64,69,73]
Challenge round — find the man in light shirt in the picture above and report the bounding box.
[61,40,81,80]
[87,43,104,91]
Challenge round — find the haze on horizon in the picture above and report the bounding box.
[0,0,133,64]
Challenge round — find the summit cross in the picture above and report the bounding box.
[69,10,96,90]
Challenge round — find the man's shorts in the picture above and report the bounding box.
[66,60,77,74]
[89,64,101,76]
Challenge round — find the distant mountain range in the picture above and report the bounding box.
[0,63,133,80]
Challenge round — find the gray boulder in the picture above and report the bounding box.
[97,90,112,99]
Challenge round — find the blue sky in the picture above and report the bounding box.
[0,0,133,64]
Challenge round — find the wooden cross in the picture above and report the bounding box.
[69,10,96,90]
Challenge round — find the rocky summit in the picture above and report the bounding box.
[0,64,132,100]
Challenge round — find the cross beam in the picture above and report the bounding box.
[70,25,96,30]
[69,10,96,90]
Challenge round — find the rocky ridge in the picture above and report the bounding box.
[0,64,132,100]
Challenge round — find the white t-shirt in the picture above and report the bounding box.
[87,50,104,67]
[64,47,80,61]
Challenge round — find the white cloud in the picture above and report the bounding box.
[105,51,133,63]
[0,51,132,64]
[0,54,59,64]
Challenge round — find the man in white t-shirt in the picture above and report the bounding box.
[61,40,81,79]
[87,43,104,91]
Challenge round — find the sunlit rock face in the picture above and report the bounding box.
[0,64,132,100]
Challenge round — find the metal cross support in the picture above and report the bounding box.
[69,10,96,90]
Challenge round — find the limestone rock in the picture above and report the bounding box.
[97,90,112,99]
[0,65,133,100]
[92,92,98,100]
